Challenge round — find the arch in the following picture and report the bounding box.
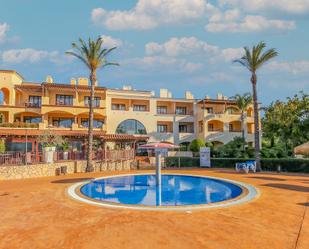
[247,107,253,117]
[77,111,105,119]
[0,87,10,105]
[229,120,242,132]
[116,119,147,135]
[207,120,224,132]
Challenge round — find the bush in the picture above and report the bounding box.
[165,157,309,173]
[0,139,5,153]
[165,157,200,167]
[189,139,205,152]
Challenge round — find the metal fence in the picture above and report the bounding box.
[0,149,135,166]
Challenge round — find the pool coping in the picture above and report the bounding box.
[67,173,260,211]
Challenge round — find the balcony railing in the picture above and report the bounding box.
[0,122,39,128]
[25,102,41,108]
[157,110,194,115]
[208,128,224,132]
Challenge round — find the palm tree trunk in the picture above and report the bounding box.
[241,111,245,150]
[86,70,96,172]
[251,73,261,171]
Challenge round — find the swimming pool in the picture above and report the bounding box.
[68,174,258,210]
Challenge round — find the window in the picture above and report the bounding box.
[56,95,73,106]
[157,124,168,133]
[199,121,203,132]
[157,106,167,114]
[52,118,73,128]
[133,105,147,111]
[28,96,41,107]
[81,119,104,128]
[24,116,42,123]
[205,107,213,114]
[116,119,146,135]
[112,103,126,110]
[84,96,100,107]
[175,106,187,115]
[179,125,188,133]
[229,124,234,131]
[208,123,214,131]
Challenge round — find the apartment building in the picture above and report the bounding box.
[0,69,256,152]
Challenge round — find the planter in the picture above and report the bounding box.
[43,146,56,164]
[63,151,69,160]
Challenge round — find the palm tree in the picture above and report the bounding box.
[231,92,252,147]
[234,41,278,171]
[66,37,119,172]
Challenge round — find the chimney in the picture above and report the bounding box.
[205,95,210,100]
[46,75,53,83]
[122,85,132,90]
[78,77,89,86]
[70,78,76,85]
[160,88,172,98]
[185,91,194,99]
[217,93,223,100]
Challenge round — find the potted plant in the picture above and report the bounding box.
[62,140,70,160]
[38,130,64,163]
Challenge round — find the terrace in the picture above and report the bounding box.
[0,169,308,249]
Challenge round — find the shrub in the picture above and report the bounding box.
[0,139,5,153]
[165,157,309,173]
[189,139,205,152]
[165,157,200,167]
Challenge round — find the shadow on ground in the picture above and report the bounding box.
[51,178,93,184]
[247,176,286,181]
[262,183,309,192]
[297,202,309,207]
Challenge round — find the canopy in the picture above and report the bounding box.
[139,142,179,149]
[294,142,309,155]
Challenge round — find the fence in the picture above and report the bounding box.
[0,149,135,166]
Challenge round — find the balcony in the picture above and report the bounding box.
[24,102,41,108]
[0,122,39,128]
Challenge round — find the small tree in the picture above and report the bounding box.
[38,130,64,148]
[0,139,5,153]
[189,139,206,153]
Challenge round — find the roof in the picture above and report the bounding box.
[0,128,148,141]
[0,69,24,80]
[197,99,237,105]
[294,142,309,155]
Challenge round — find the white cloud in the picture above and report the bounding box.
[145,37,219,56]
[268,60,309,74]
[219,0,309,15]
[0,23,9,43]
[100,35,123,48]
[1,48,64,64]
[145,36,242,62]
[124,56,202,73]
[206,15,295,32]
[91,0,214,30]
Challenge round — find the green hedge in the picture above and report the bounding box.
[165,157,309,173]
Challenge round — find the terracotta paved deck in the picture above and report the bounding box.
[0,169,308,249]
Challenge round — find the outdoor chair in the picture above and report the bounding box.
[235,160,256,173]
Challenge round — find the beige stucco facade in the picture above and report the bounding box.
[0,70,257,147]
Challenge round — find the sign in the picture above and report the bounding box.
[200,147,211,167]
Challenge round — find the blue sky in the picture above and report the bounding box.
[0,0,308,105]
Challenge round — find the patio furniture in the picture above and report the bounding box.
[235,160,256,173]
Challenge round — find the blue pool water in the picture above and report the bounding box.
[80,174,243,206]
